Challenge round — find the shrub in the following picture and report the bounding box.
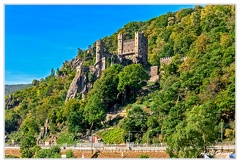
[66,150,75,158]
[140,154,149,158]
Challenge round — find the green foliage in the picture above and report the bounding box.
[56,133,78,145]
[5,110,20,134]
[140,154,149,158]
[67,110,88,134]
[5,155,20,158]
[120,105,149,142]
[98,127,125,144]
[35,146,61,158]
[84,93,106,128]
[118,64,149,100]
[167,103,218,158]
[120,105,148,132]
[91,64,123,109]
[61,98,82,122]
[20,132,37,158]
[50,68,55,77]
[175,8,194,23]
[5,5,235,158]
[66,150,75,158]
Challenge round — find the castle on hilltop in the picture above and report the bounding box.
[94,31,148,76]
[65,32,159,102]
[117,32,148,66]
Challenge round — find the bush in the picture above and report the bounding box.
[56,133,77,145]
[5,155,20,158]
[66,150,75,158]
[140,154,149,158]
[35,146,61,158]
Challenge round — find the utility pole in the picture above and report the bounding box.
[91,130,93,154]
[128,131,130,148]
[221,121,224,152]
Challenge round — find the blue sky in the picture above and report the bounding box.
[4,4,196,84]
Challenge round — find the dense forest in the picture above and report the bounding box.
[5,5,235,158]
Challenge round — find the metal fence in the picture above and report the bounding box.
[5,142,235,151]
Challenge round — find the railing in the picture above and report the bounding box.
[5,142,235,151]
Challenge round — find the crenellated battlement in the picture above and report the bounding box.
[160,56,187,66]
[160,57,173,65]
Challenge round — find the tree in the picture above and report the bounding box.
[91,64,122,109]
[35,146,61,158]
[5,110,20,134]
[166,103,218,158]
[60,98,82,121]
[32,79,39,86]
[19,116,40,158]
[20,132,36,158]
[84,93,106,131]
[118,64,149,100]
[50,68,55,77]
[67,110,88,134]
[120,105,149,142]
[56,68,62,76]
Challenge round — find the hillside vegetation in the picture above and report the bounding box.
[5,84,32,96]
[5,5,235,158]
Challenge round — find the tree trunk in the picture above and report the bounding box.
[90,122,94,135]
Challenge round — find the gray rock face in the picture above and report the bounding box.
[65,62,90,102]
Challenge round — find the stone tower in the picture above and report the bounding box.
[117,31,148,66]
[134,31,140,57]
[134,31,148,66]
[95,40,104,69]
[118,33,125,54]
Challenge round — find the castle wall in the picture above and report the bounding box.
[160,56,187,67]
[101,57,106,71]
[149,66,159,83]
[123,39,135,54]
[117,32,148,65]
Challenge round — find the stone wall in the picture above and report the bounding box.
[118,32,148,65]
[123,39,135,54]
[149,66,159,83]
[160,57,173,66]
[160,56,187,66]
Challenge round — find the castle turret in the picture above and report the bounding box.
[118,33,124,54]
[95,40,104,71]
[134,31,148,65]
[96,40,104,64]
[134,32,140,57]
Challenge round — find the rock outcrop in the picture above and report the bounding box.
[5,95,20,110]
[65,62,92,102]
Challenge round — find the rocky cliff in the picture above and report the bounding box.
[65,62,92,102]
